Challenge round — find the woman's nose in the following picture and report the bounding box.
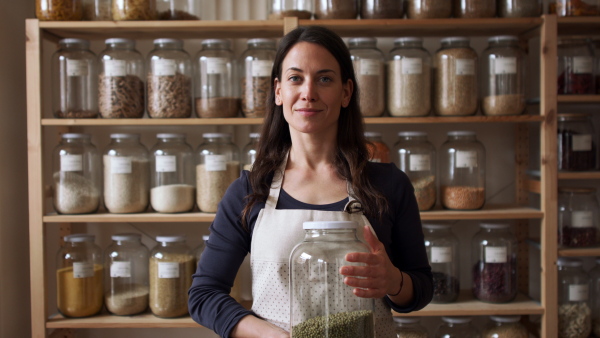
[301,80,317,102]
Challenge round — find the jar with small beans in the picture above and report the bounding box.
[393,317,428,338]
[557,258,592,338]
[550,0,600,16]
[558,38,595,94]
[498,0,541,17]
[558,187,600,247]
[435,317,481,337]
[268,0,313,19]
[349,37,385,117]
[243,133,260,171]
[423,224,460,303]
[406,0,451,18]
[483,315,527,338]
[558,113,597,171]
[364,132,390,163]
[590,258,600,337]
[360,0,403,19]
[83,0,111,20]
[240,39,276,118]
[37,0,83,20]
[314,0,358,19]
[112,0,156,20]
[453,0,496,18]
[157,0,200,19]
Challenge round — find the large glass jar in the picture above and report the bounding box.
[52,133,101,214]
[483,315,527,337]
[550,0,600,16]
[558,38,595,94]
[104,233,149,316]
[268,0,313,19]
[349,37,385,117]
[52,38,98,118]
[243,133,260,171]
[290,221,374,337]
[194,39,240,118]
[590,258,600,337]
[360,0,403,19]
[394,132,436,211]
[498,0,542,17]
[558,113,597,171]
[314,0,358,19]
[195,133,240,212]
[471,222,518,303]
[194,234,210,263]
[435,317,481,337]
[365,132,390,163]
[147,38,192,118]
[103,133,150,213]
[240,39,276,118]
[83,0,111,20]
[37,0,83,20]
[557,258,592,338]
[112,0,156,20]
[434,37,478,116]
[150,133,195,213]
[439,131,486,210]
[56,234,103,318]
[149,235,195,318]
[558,187,600,247]
[452,0,496,18]
[387,37,432,117]
[393,317,428,338]
[98,38,145,119]
[481,36,526,116]
[423,224,460,303]
[406,0,452,18]
[157,0,200,19]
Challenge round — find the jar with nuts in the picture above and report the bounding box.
[557,258,592,338]
[240,39,276,118]
[349,37,385,117]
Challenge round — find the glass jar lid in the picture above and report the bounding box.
[153,38,183,49]
[480,222,510,229]
[203,132,231,139]
[105,38,135,48]
[157,133,185,139]
[394,37,423,45]
[348,37,377,47]
[110,133,140,139]
[62,133,90,139]
[156,235,186,243]
[447,131,475,137]
[557,113,591,121]
[202,39,231,49]
[247,38,276,47]
[423,223,451,230]
[490,315,521,323]
[398,131,426,137]
[557,257,583,267]
[393,316,421,324]
[442,316,472,324]
[249,133,260,139]
[440,37,469,44]
[364,131,382,137]
[488,35,518,43]
[64,234,95,242]
[303,221,358,230]
[59,38,90,48]
[112,233,142,241]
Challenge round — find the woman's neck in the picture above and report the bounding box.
[287,129,337,169]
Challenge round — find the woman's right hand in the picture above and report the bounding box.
[230,315,290,338]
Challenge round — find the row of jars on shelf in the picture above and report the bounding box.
[394,315,529,338]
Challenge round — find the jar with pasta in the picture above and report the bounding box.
[360,0,403,19]
[268,0,313,19]
[453,0,496,18]
[558,38,595,95]
[83,0,111,20]
[314,0,358,19]
[483,315,528,338]
[37,0,83,20]
[112,0,156,20]
[349,37,385,117]
[498,0,541,17]
[423,223,460,303]
[557,258,592,338]
[157,0,200,19]
[240,39,276,118]
[394,317,428,337]
[550,0,600,16]
[558,187,600,248]
[364,132,389,163]
[243,133,260,171]
[406,0,451,18]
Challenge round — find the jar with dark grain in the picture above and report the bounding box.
[558,38,595,95]
[558,113,597,171]
[558,187,600,248]
[423,224,460,303]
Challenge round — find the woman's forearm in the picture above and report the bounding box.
[386,269,415,307]
[231,315,290,338]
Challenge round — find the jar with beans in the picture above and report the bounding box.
[360,0,403,19]
[498,0,542,17]
[558,113,597,171]
[558,38,595,94]
[364,132,390,163]
[243,133,260,171]
[112,0,156,20]
[83,0,111,20]
[590,258,600,337]
[393,317,428,338]
[453,0,496,18]
[558,187,600,248]
[37,0,83,20]
[423,224,460,303]
[157,0,200,20]
[483,315,528,338]
[550,0,600,16]
[557,258,592,338]
[314,0,358,19]
[349,37,385,117]
[268,0,313,19]
[406,0,452,18]
[435,317,481,337]
[240,39,276,118]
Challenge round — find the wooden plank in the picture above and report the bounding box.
[283,16,299,35]
[557,16,600,36]
[523,179,541,194]
[557,95,600,104]
[558,171,600,180]
[558,247,600,257]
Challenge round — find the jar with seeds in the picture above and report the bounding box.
[480,36,526,116]
[83,0,111,20]
[558,187,600,247]
[240,39,276,118]
[52,133,101,214]
[498,0,541,17]
[98,38,145,118]
[103,133,150,213]
[195,133,240,213]
[364,132,390,163]
[157,0,200,20]
[147,38,192,118]
[435,317,481,337]
[37,0,83,20]
[452,0,496,18]
[558,113,597,171]
[590,258,600,337]
[360,0,403,19]
[150,133,195,213]
[557,258,592,338]
[149,235,195,318]
[439,131,485,210]
[268,0,313,19]
[483,315,528,338]
[434,37,478,116]
[104,233,149,316]
[349,37,385,117]
[550,0,600,16]
[314,0,358,19]
[112,0,156,20]
[423,224,460,303]
[558,38,595,94]
[393,317,428,338]
[406,0,452,18]
[242,133,260,171]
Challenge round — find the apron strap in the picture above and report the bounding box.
[344,181,364,214]
[265,152,288,210]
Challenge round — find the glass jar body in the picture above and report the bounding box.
[558,39,595,94]
[406,0,451,18]
[37,0,83,20]
[550,0,600,16]
[240,40,276,118]
[112,0,156,20]
[483,316,528,338]
[558,114,597,171]
[314,0,358,19]
[558,261,592,338]
[349,39,385,117]
[360,0,403,19]
[558,188,600,247]
[590,260,600,337]
[268,0,313,19]
[498,0,542,17]
[423,225,460,303]
[394,318,428,337]
[157,0,200,19]
[365,133,390,163]
[83,0,111,20]
[394,133,436,210]
[435,319,481,337]
[453,0,496,18]
[242,134,260,171]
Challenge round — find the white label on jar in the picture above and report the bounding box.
[455,59,475,75]
[409,154,431,172]
[153,59,177,76]
[60,154,83,172]
[158,262,180,278]
[252,60,273,77]
[494,57,517,74]
[67,59,89,77]
[455,150,478,168]
[104,60,127,77]
[485,246,508,263]
[110,261,131,278]
[156,155,177,173]
[72,262,94,278]
[401,58,423,75]
[571,211,593,228]
[360,59,381,76]
[370,158,382,163]
[205,154,226,171]
[573,56,593,74]
[206,57,228,75]
[431,247,452,263]
[572,134,592,151]
[110,156,132,174]
[568,284,589,302]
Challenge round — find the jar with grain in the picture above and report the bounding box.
[56,234,103,318]
[83,0,111,20]
[52,133,101,215]
[98,38,145,119]
[147,38,193,118]
[483,315,527,338]
[149,235,195,318]
[439,131,485,210]
[194,39,240,118]
[423,224,460,303]
[157,0,200,19]
[480,36,526,116]
[104,233,149,316]
[195,133,240,212]
[360,0,403,19]
[387,37,431,117]
[393,317,428,337]
[150,133,195,213]
[550,0,600,16]
[314,0,358,19]
[268,0,313,19]
[453,0,496,18]
[434,37,478,116]
[349,37,385,117]
[558,38,595,94]
[37,0,83,20]
[406,0,452,18]
[558,113,597,171]
[557,258,592,338]
[365,132,390,163]
[590,258,600,337]
[394,132,436,211]
[498,0,542,17]
[240,39,276,118]
[243,133,260,171]
[290,221,375,338]
[558,187,600,248]
[112,0,156,20]
[471,222,517,303]
[103,133,150,213]
[52,38,98,118]
[435,317,481,337]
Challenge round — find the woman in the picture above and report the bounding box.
[188,26,432,337]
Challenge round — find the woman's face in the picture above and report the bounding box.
[275,41,353,137]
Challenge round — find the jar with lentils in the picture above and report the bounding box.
[240,39,276,118]
[360,0,403,19]
[314,0,358,19]
[498,0,542,17]
[558,113,597,171]
[406,0,452,18]
[349,37,385,117]
[453,0,496,18]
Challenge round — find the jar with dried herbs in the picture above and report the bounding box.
[242,133,260,171]
[435,317,481,337]
[194,39,240,118]
[98,38,145,118]
[434,37,478,116]
[360,0,403,19]
[157,0,200,19]
[149,235,195,318]
[558,187,600,248]
[590,258,600,337]
[365,132,390,163]
[483,315,527,338]
[406,0,452,18]
[268,0,313,19]
[423,224,460,303]
[240,39,276,118]
[52,38,98,118]
[453,0,496,18]
[557,258,592,338]
[112,0,156,20]
[558,113,597,171]
[314,0,358,19]
[550,0,600,16]
[82,0,111,20]
[349,37,385,117]
[37,0,83,20]
[147,38,192,118]
[498,0,541,17]
[558,38,595,94]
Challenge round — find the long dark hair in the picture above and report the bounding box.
[241,26,387,227]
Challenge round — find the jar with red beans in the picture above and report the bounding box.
[558,187,600,248]
[558,38,595,95]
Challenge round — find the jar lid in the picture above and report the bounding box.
[490,315,521,323]
[64,234,95,242]
[203,133,231,139]
[156,235,186,243]
[59,38,90,48]
[440,37,469,44]
[447,131,475,137]
[557,257,582,267]
[348,37,377,45]
[105,38,135,47]
[558,187,596,193]
[303,221,358,230]
[157,133,185,139]
[112,233,142,241]
[398,131,426,137]
[247,38,275,46]
[442,316,472,324]
[202,39,231,48]
[202,235,210,241]
[423,223,451,230]
[393,317,420,324]
[557,113,591,121]
[110,133,139,139]
[480,222,510,229]
[364,131,382,137]
[249,133,260,138]
[154,38,183,48]
[62,133,90,139]
[394,37,423,44]
[488,35,518,43]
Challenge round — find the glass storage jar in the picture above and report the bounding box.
[56,234,103,318]
[83,0,111,20]
[314,0,358,19]
[243,133,260,171]
[453,0,496,18]
[558,187,600,247]
[150,133,195,213]
[240,38,276,118]
[498,0,542,17]
[393,317,428,338]
[98,38,145,118]
[365,132,390,163]
[481,36,526,116]
[558,113,597,171]
[471,222,518,303]
[194,234,210,263]
[103,133,150,213]
[483,315,527,337]
[435,317,481,337]
[157,0,200,19]
[112,0,156,20]
[558,38,595,94]
[147,38,192,118]
[394,132,436,211]
[590,258,600,337]
[149,235,195,318]
[434,37,478,116]
[360,0,403,19]
[557,258,592,338]
[268,0,313,19]
[423,224,460,303]
[104,233,149,316]
[439,131,485,210]
[194,39,240,118]
[387,37,432,117]
[406,0,451,18]
[195,133,240,212]
[290,221,375,338]
[550,0,600,16]
[37,0,83,20]
[52,38,98,118]
[349,37,385,117]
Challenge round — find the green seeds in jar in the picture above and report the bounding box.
[291,310,374,338]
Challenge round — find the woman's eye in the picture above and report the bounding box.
[320,76,332,83]
[288,75,300,82]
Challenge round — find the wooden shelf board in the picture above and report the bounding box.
[557,95,600,104]
[558,247,600,257]
[47,312,200,329]
[558,171,600,180]
[557,16,600,36]
[419,205,542,220]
